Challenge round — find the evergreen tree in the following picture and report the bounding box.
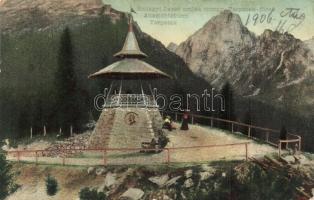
[242,99,256,137]
[45,175,58,196]
[280,126,287,149]
[55,27,82,135]
[0,150,13,200]
[219,82,235,130]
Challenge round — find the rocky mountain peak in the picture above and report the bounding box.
[176,10,255,85]
[207,10,242,26]
[175,10,313,101]
[167,42,178,53]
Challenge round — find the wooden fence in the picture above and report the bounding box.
[161,111,302,157]
[5,142,249,166]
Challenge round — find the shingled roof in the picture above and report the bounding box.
[113,18,147,58]
[89,15,171,80]
[89,58,171,79]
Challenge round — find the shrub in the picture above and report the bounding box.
[45,175,58,196]
[79,187,106,200]
[158,135,169,148]
[0,153,13,200]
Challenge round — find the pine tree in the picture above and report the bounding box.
[0,151,13,200]
[45,175,58,196]
[280,126,287,149]
[55,27,81,135]
[219,82,235,130]
[242,99,256,137]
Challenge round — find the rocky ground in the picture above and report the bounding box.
[6,157,314,200]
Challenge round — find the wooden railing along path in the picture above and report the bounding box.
[161,111,302,156]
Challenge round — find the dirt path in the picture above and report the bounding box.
[165,124,278,162]
[6,124,278,165]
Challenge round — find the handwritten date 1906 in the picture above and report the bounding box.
[245,8,305,33]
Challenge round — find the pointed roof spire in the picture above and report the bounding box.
[114,15,147,58]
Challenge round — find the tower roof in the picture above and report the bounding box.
[89,14,171,80]
[114,17,147,58]
[88,59,171,79]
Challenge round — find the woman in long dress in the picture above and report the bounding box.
[181,112,189,130]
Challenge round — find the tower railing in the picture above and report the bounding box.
[103,94,158,108]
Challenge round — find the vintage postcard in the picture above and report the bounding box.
[0,0,314,199]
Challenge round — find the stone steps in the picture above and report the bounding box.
[89,107,164,149]
[88,108,116,148]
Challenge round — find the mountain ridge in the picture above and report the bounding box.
[175,10,314,101]
[0,0,124,33]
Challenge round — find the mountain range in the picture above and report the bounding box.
[175,10,314,109]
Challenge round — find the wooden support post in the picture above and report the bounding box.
[103,150,107,166]
[231,123,234,133]
[43,125,47,137]
[191,116,194,124]
[245,143,248,161]
[17,151,20,162]
[210,118,213,127]
[266,132,269,142]
[35,151,38,165]
[59,128,62,135]
[166,149,170,165]
[248,127,251,138]
[70,125,73,137]
[278,141,282,157]
[30,127,33,139]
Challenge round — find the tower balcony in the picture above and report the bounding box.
[103,94,158,108]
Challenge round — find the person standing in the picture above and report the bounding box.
[181,112,189,130]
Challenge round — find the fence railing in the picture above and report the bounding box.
[161,111,301,157]
[5,142,250,166]
[103,94,158,108]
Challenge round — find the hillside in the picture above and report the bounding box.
[0,0,210,139]
[7,156,314,200]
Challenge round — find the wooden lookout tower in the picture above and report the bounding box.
[88,16,171,149]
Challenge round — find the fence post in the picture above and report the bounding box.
[210,118,213,127]
[17,151,20,162]
[278,141,281,157]
[166,149,170,165]
[30,127,33,139]
[35,151,38,165]
[103,150,107,166]
[43,125,47,137]
[70,125,73,137]
[248,127,251,138]
[245,143,248,161]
